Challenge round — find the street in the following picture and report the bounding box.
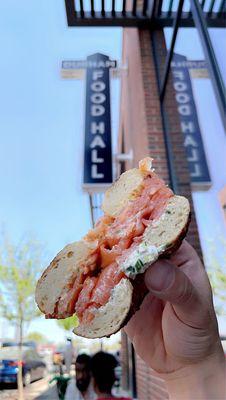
[0,376,59,400]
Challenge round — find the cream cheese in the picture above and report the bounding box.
[120,242,160,279]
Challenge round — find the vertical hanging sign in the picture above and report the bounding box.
[171,53,211,188]
[83,53,116,191]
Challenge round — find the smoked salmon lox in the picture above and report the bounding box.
[35,158,190,338]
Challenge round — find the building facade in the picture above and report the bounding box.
[118,26,225,399]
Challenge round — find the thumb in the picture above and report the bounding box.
[145,260,206,328]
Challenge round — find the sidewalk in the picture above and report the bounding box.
[0,377,59,400]
[35,385,59,400]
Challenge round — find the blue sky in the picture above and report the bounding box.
[0,1,122,255]
[0,1,225,342]
[0,1,121,343]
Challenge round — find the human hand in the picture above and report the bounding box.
[125,241,225,399]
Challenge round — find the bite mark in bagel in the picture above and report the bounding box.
[35,158,190,338]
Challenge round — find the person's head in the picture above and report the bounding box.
[75,353,92,393]
[91,352,118,396]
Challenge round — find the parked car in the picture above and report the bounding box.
[0,346,47,386]
[1,341,36,349]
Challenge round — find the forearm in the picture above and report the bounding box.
[165,350,226,400]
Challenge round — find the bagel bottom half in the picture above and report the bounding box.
[73,196,190,339]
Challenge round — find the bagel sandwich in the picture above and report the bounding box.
[35,158,190,338]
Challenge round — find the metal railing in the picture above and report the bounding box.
[65,0,226,26]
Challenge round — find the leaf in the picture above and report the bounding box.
[57,315,79,331]
[135,259,144,271]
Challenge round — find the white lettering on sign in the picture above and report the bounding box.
[62,60,117,70]
[91,105,105,116]
[91,81,106,92]
[173,70,185,80]
[187,148,199,162]
[184,134,198,147]
[93,70,104,80]
[88,66,109,181]
[91,93,106,104]
[91,164,104,178]
[173,66,203,182]
[91,149,104,163]
[181,121,194,133]
[91,122,105,134]
[83,55,114,187]
[171,60,207,69]
[176,93,190,103]
[173,81,187,91]
[90,135,106,148]
[178,104,191,116]
[191,164,202,177]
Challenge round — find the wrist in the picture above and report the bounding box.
[164,347,226,400]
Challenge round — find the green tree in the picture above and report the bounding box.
[26,331,49,344]
[0,232,46,400]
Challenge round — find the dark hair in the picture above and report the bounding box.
[76,353,91,369]
[91,352,118,394]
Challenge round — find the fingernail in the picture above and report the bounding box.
[145,262,175,292]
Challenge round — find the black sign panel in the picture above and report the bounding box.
[83,53,113,190]
[171,53,211,187]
